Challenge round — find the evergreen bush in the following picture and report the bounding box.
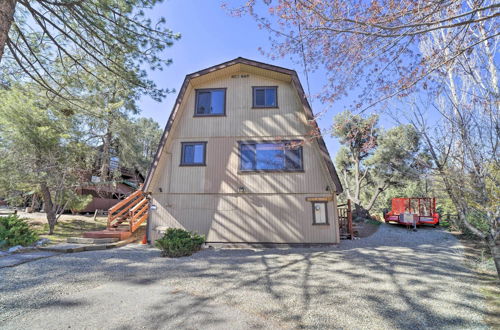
[155,228,205,258]
[0,215,39,247]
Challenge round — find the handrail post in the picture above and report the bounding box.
[347,199,353,239]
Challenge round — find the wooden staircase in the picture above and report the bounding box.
[83,190,149,240]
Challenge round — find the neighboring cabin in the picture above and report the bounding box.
[76,167,144,213]
[144,58,343,244]
[76,150,144,213]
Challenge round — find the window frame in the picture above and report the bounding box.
[180,141,207,166]
[237,140,304,173]
[311,201,329,225]
[252,86,278,109]
[194,88,227,117]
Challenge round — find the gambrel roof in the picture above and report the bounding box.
[143,57,343,193]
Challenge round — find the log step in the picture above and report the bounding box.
[67,237,119,244]
[82,230,132,240]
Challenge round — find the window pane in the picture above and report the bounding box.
[285,147,302,170]
[210,90,225,114]
[196,92,211,114]
[182,143,205,164]
[240,144,256,170]
[256,143,284,170]
[240,142,302,171]
[193,144,205,163]
[183,145,195,163]
[255,89,265,106]
[265,88,276,106]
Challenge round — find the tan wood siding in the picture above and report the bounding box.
[149,193,337,243]
[152,137,331,195]
[148,68,339,244]
[172,74,307,139]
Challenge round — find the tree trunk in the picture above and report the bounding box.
[100,121,112,181]
[40,182,57,235]
[28,193,37,213]
[0,0,16,62]
[366,186,385,212]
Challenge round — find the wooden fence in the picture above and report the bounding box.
[337,200,354,240]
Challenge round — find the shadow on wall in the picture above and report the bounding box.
[152,123,335,243]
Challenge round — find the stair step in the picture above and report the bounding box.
[67,237,119,244]
[83,230,132,240]
[39,235,138,253]
[107,226,131,232]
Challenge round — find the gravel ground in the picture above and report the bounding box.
[0,224,490,329]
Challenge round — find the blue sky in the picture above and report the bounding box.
[137,0,348,155]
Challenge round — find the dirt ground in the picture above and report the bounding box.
[1,224,495,329]
[451,231,500,329]
[18,211,108,244]
[354,219,382,238]
[18,211,108,225]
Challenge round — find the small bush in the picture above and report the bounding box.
[155,228,205,258]
[0,215,39,247]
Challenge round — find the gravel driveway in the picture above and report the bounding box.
[0,224,489,329]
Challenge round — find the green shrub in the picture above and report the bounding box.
[155,228,205,258]
[0,215,39,247]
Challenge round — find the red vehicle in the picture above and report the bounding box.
[384,197,439,227]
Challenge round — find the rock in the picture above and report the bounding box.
[35,238,50,246]
[8,245,25,253]
[201,244,212,250]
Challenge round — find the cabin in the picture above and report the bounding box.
[75,170,144,213]
[143,58,343,244]
[76,152,144,214]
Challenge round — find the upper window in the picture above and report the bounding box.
[252,86,277,108]
[180,142,206,166]
[239,141,303,172]
[195,89,226,116]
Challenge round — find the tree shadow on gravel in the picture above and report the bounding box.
[0,225,492,329]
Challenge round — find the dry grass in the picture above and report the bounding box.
[452,232,500,328]
[20,212,108,244]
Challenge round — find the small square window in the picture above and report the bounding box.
[195,89,226,116]
[180,142,206,166]
[312,202,328,225]
[253,87,277,108]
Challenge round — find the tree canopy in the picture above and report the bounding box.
[0,0,179,100]
[333,111,423,217]
[229,0,499,111]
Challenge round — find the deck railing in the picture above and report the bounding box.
[337,200,354,239]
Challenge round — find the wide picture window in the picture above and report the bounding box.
[240,142,303,172]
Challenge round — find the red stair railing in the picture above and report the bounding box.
[107,190,149,232]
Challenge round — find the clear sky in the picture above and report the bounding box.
[137,0,345,156]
